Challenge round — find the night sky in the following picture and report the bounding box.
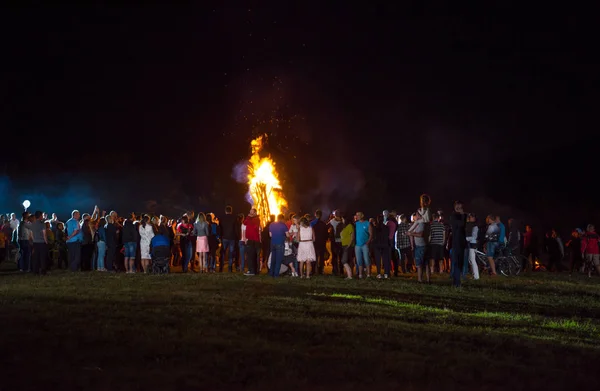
[1,4,597,232]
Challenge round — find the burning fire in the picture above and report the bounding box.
[247,135,287,227]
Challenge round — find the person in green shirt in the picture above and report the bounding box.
[340,216,355,279]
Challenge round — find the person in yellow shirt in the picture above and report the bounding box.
[340,216,355,279]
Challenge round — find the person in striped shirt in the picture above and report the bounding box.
[429,213,446,274]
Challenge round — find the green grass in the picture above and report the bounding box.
[1,264,599,390]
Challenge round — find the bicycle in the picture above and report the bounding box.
[475,247,525,276]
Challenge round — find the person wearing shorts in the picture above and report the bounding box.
[122,214,139,273]
[429,213,446,273]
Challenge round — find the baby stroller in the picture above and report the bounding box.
[151,243,171,274]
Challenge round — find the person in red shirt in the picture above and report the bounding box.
[581,224,600,277]
[177,215,194,272]
[243,208,261,275]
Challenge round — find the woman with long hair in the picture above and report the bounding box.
[193,213,210,272]
[296,216,316,278]
[139,214,155,273]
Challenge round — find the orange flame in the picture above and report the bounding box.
[248,135,287,227]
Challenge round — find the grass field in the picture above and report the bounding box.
[1,263,599,391]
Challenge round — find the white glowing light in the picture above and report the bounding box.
[23,200,31,210]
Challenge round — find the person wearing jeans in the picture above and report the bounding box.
[65,210,83,271]
[219,203,240,273]
[269,214,288,277]
[354,212,372,278]
[96,219,107,271]
[465,213,480,280]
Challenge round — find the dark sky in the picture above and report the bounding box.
[1,4,597,231]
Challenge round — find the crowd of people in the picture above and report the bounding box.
[1,197,599,287]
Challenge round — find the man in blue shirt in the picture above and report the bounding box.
[65,210,82,271]
[269,214,289,277]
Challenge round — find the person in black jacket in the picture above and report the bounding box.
[373,214,391,278]
[311,209,329,275]
[122,213,138,273]
[450,201,467,288]
[219,205,240,272]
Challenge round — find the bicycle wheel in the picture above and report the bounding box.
[511,255,525,275]
[496,257,511,276]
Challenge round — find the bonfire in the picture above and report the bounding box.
[247,135,287,227]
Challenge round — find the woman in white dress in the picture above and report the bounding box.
[139,214,156,273]
[296,217,316,278]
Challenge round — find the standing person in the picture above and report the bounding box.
[268,214,288,277]
[30,211,48,275]
[219,205,240,273]
[581,224,600,277]
[177,215,194,273]
[238,213,247,273]
[384,210,399,275]
[395,214,412,274]
[429,213,446,275]
[55,222,67,269]
[327,210,344,276]
[17,212,33,272]
[449,201,467,287]
[104,215,117,272]
[193,213,210,273]
[507,218,521,256]
[139,214,155,273]
[523,225,538,273]
[565,229,583,274]
[244,208,261,276]
[407,211,427,283]
[122,213,138,273]
[95,218,107,271]
[484,215,499,276]
[206,214,220,272]
[297,216,316,278]
[374,215,391,279]
[65,210,82,272]
[354,212,372,279]
[261,215,274,272]
[465,213,480,280]
[311,209,329,275]
[339,215,355,279]
[80,208,99,271]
